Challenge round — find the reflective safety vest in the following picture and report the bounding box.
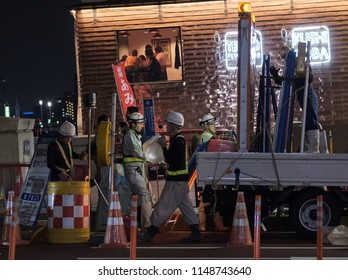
[54,139,73,172]
[166,134,188,176]
[122,129,144,164]
[123,157,144,164]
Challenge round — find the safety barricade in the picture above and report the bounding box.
[47,181,90,244]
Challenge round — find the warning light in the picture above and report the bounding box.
[251,13,256,23]
[238,2,252,13]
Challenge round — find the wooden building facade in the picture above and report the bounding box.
[72,0,348,151]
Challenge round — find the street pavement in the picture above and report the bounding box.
[1,216,348,260]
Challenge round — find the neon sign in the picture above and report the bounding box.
[291,26,330,64]
[225,30,263,70]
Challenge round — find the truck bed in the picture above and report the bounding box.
[196,152,348,189]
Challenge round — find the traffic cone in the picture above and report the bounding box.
[226,191,253,247]
[100,191,128,248]
[1,191,29,246]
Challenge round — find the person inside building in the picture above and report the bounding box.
[119,55,128,64]
[122,112,152,230]
[270,45,320,152]
[155,46,168,80]
[138,54,146,68]
[125,49,140,82]
[139,111,202,243]
[143,48,164,81]
[47,121,87,181]
[197,113,229,232]
[90,114,111,232]
[125,49,140,71]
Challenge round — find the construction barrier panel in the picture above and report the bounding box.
[47,181,90,244]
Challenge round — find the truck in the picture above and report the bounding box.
[196,149,348,238]
[195,6,348,239]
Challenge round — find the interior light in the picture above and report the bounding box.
[119,31,130,37]
[148,28,160,34]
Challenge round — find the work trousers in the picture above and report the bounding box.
[95,166,111,231]
[296,84,319,131]
[150,180,199,228]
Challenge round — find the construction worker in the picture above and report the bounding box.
[198,113,217,144]
[90,114,111,232]
[198,113,229,232]
[122,112,152,230]
[139,111,202,243]
[47,121,87,181]
[270,45,320,152]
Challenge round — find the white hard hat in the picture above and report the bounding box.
[199,113,216,126]
[127,112,144,123]
[58,121,76,137]
[166,111,184,126]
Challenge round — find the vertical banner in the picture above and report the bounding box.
[143,98,156,142]
[112,63,137,120]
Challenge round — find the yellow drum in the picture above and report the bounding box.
[47,181,90,244]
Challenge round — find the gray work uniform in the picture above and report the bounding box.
[122,128,152,228]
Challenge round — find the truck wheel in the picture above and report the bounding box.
[289,189,341,239]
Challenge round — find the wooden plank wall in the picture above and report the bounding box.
[75,0,348,148]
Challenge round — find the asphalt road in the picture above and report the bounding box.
[1,217,348,260]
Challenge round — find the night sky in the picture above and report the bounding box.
[0,0,79,114]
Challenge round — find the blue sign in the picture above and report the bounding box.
[143,98,155,142]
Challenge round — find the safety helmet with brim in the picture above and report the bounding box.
[165,111,184,126]
[58,121,76,137]
[199,113,216,127]
[128,112,145,123]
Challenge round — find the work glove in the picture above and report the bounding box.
[157,136,167,148]
[58,172,73,181]
[269,66,280,77]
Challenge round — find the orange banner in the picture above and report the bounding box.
[112,63,137,120]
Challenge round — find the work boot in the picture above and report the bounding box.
[182,224,202,243]
[138,225,159,242]
[304,129,320,153]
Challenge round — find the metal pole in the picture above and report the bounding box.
[39,100,43,123]
[87,107,92,181]
[299,66,309,152]
[109,92,117,193]
[300,41,311,153]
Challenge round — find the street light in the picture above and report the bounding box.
[39,100,43,124]
[47,101,52,127]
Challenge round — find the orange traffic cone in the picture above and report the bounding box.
[100,191,128,248]
[226,191,253,247]
[1,191,29,246]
